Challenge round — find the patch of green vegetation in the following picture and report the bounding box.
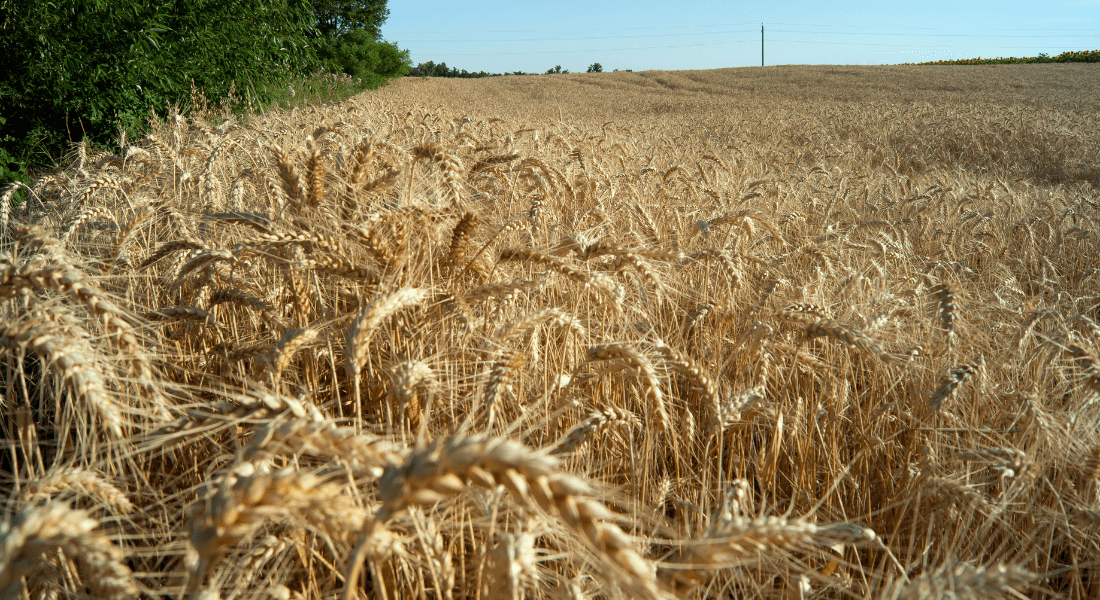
[911,49,1099,65]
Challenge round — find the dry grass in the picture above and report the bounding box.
[2,64,1099,599]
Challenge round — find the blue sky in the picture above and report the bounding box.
[381,1,1100,73]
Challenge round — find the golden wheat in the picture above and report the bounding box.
[1,64,1097,600]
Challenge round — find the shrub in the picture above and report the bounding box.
[317,29,411,87]
[0,0,318,182]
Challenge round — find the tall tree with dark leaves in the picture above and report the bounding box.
[312,0,389,40]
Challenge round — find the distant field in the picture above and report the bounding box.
[379,64,1099,184]
[3,64,1100,600]
[381,63,1099,119]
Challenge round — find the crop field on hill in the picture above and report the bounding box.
[2,64,1099,600]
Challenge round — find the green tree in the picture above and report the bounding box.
[0,0,317,176]
[587,62,603,73]
[317,29,410,85]
[312,0,389,40]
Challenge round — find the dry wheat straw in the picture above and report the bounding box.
[0,503,137,600]
[346,287,430,423]
[355,435,668,600]
[0,314,124,438]
[583,343,669,440]
[20,469,134,514]
[187,466,366,593]
[5,66,1095,600]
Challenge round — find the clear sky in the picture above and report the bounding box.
[381,0,1100,73]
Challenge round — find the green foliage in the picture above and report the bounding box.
[587,63,603,73]
[0,116,30,189]
[317,30,410,86]
[546,65,563,74]
[408,61,501,78]
[313,0,389,40]
[0,0,320,183]
[913,49,1100,65]
[252,71,360,112]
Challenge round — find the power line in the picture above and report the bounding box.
[771,38,1087,49]
[420,35,1091,59]
[427,40,757,57]
[401,30,1094,46]
[392,22,1100,36]
[391,21,763,35]
[397,20,1098,68]
[768,22,1100,31]
[401,29,758,43]
[771,29,1099,38]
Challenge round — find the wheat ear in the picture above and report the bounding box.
[266,327,320,384]
[60,205,116,241]
[345,435,669,600]
[447,211,479,270]
[0,503,137,600]
[1067,344,1100,405]
[244,418,401,473]
[346,287,430,427]
[929,282,960,351]
[892,560,1035,600]
[584,343,670,441]
[304,145,325,206]
[928,363,979,414]
[0,314,124,438]
[413,142,465,208]
[653,341,721,417]
[554,406,639,454]
[20,469,133,514]
[187,466,367,595]
[270,145,304,205]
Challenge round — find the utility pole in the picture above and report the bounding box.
[761,24,764,66]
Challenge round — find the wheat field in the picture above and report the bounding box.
[2,64,1099,600]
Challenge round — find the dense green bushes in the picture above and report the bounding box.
[0,1,316,173]
[318,30,410,86]
[0,0,408,187]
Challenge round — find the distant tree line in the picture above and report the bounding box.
[410,62,619,78]
[913,49,1099,65]
[407,61,502,78]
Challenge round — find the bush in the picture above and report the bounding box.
[0,0,319,183]
[0,116,32,191]
[317,29,410,86]
[587,63,603,73]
